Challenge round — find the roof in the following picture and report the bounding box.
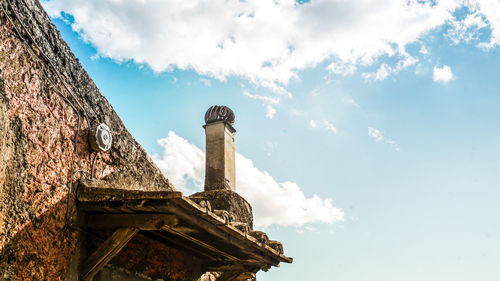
[77,180,292,279]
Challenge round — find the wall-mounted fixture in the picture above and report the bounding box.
[89,123,112,152]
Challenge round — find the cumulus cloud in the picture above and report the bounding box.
[446,12,488,44]
[153,131,205,191]
[368,127,399,151]
[43,0,467,91]
[465,0,500,48]
[153,131,344,228]
[433,65,455,82]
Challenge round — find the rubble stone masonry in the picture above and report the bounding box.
[0,0,174,279]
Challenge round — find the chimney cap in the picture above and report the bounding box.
[205,105,235,125]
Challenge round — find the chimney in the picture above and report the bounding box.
[203,105,236,192]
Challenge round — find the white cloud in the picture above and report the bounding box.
[362,54,418,81]
[433,65,455,82]
[465,0,500,48]
[323,120,338,134]
[310,119,338,134]
[243,90,279,119]
[446,12,488,44]
[419,45,429,55]
[343,97,360,108]
[368,127,384,142]
[309,119,318,128]
[327,61,357,76]
[153,131,344,227]
[199,78,212,87]
[368,127,399,151]
[152,131,205,192]
[310,89,320,97]
[43,0,462,91]
[290,108,306,116]
[363,63,391,81]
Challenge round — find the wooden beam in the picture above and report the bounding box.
[77,188,292,265]
[80,198,292,264]
[80,227,139,281]
[87,214,178,230]
[163,199,283,265]
[142,231,218,261]
[161,224,241,262]
[217,271,256,281]
[205,261,263,272]
[171,225,198,234]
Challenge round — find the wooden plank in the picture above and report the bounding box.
[80,227,139,281]
[87,214,178,230]
[77,182,182,202]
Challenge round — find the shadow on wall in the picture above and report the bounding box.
[103,233,204,281]
[0,198,78,281]
[0,195,206,281]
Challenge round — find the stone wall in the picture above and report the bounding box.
[0,0,176,279]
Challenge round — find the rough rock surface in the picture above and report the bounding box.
[0,0,174,279]
[104,234,204,281]
[190,190,253,229]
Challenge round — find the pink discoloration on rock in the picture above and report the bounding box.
[0,17,83,280]
[13,201,77,281]
[0,1,174,280]
[0,13,99,280]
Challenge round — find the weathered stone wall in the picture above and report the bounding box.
[105,234,204,281]
[0,0,175,279]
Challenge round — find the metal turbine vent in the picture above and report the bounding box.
[89,123,112,152]
[204,105,235,125]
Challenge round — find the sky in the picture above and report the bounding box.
[41,0,500,280]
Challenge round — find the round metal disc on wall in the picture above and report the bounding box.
[89,123,112,152]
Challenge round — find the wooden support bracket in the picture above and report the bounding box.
[80,227,139,281]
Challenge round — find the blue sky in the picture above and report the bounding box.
[43,0,500,280]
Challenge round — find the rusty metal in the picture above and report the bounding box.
[205,105,235,125]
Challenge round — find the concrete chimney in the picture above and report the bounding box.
[190,105,253,228]
[203,105,236,192]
